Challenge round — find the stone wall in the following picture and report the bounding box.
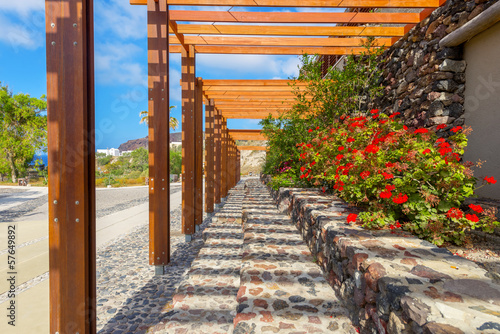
[263,176,500,334]
[375,0,498,134]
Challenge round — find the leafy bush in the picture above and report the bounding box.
[296,111,499,245]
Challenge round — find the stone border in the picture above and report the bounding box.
[262,175,500,334]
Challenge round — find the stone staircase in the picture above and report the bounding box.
[157,180,355,333]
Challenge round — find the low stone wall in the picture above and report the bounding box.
[262,176,500,334]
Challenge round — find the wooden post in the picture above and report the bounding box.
[204,98,215,213]
[46,0,96,331]
[214,107,222,204]
[182,45,196,236]
[195,78,203,226]
[221,118,227,198]
[237,149,241,183]
[147,0,170,268]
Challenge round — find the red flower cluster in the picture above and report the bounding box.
[451,126,462,133]
[346,213,357,224]
[414,128,429,134]
[484,176,497,184]
[380,190,392,199]
[382,172,394,179]
[468,204,483,213]
[466,213,479,222]
[422,148,431,155]
[446,207,463,219]
[360,171,370,180]
[365,144,380,154]
[436,124,447,130]
[392,193,408,204]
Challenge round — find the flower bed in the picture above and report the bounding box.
[278,110,499,246]
[262,175,500,334]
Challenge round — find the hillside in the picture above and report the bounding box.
[118,135,266,175]
[118,132,183,151]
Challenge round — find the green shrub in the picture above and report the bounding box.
[296,111,499,245]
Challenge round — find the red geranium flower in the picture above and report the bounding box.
[382,172,394,179]
[338,146,345,151]
[300,166,306,172]
[360,171,370,180]
[385,162,395,168]
[446,207,463,219]
[372,114,379,119]
[347,137,355,143]
[484,176,497,184]
[466,213,479,222]
[308,129,313,133]
[386,185,396,191]
[392,193,408,204]
[451,126,462,133]
[436,124,447,130]
[336,154,344,160]
[403,125,408,130]
[380,190,392,199]
[414,128,429,134]
[395,222,402,228]
[469,204,483,213]
[370,109,379,114]
[316,126,320,130]
[347,213,357,224]
[422,148,431,155]
[310,161,316,167]
[365,145,380,154]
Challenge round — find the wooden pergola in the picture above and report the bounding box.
[44,0,444,332]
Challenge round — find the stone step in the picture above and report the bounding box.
[234,180,356,334]
[159,184,246,334]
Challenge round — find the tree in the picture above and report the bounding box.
[139,106,178,130]
[0,83,47,182]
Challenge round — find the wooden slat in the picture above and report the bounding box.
[214,108,222,204]
[174,35,393,47]
[169,45,380,55]
[147,0,170,266]
[203,79,301,86]
[205,91,298,96]
[195,77,203,226]
[181,45,196,235]
[169,19,188,53]
[132,0,443,8]
[205,99,214,213]
[46,0,96,330]
[237,146,267,150]
[229,129,266,140]
[215,101,295,106]
[205,85,305,92]
[173,24,405,37]
[222,113,282,119]
[170,10,421,24]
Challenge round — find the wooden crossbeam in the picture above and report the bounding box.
[223,113,282,119]
[170,10,422,24]
[131,0,444,8]
[170,24,405,37]
[172,36,393,47]
[213,97,299,102]
[215,101,295,106]
[204,85,305,92]
[237,146,267,151]
[205,91,298,97]
[228,129,266,141]
[168,20,188,53]
[203,79,299,86]
[169,45,380,55]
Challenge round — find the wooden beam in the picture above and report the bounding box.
[237,146,267,150]
[215,101,295,106]
[204,99,214,213]
[195,77,203,226]
[172,36,393,47]
[132,0,444,8]
[214,108,222,204]
[203,79,301,86]
[172,24,405,37]
[229,129,266,141]
[46,0,96,330]
[147,0,170,267]
[169,19,188,53]
[205,85,304,92]
[170,10,422,24]
[205,91,298,97]
[181,45,196,235]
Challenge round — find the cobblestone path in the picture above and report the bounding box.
[151,179,355,333]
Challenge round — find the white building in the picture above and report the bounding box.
[96,148,121,157]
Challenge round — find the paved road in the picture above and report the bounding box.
[0,184,182,334]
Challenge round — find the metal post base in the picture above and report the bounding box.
[154,265,165,276]
[185,234,193,242]
[195,225,201,232]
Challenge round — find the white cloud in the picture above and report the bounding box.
[95,42,147,86]
[0,0,44,15]
[0,14,43,51]
[95,0,146,40]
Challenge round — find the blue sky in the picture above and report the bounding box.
[0,1,342,149]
